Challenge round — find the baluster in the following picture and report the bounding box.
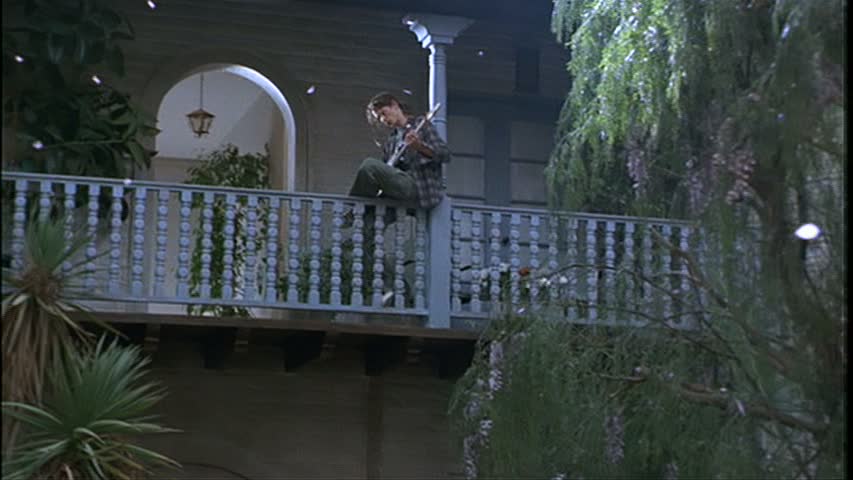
[585,219,598,322]
[308,199,322,305]
[624,223,636,325]
[177,191,192,298]
[108,186,124,293]
[489,212,502,310]
[372,205,386,307]
[642,223,655,324]
[11,180,28,272]
[565,217,579,319]
[154,190,169,297]
[451,209,463,312]
[265,197,281,302]
[509,214,521,308]
[548,215,560,305]
[414,209,427,309]
[62,183,76,274]
[244,195,259,300]
[351,203,365,306]
[37,180,53,223]
[604,221,616,324]
[287,198,302,303]
[661,224,673,323]
[108,186,124,294]
[393,207,406,309]
[131,187,147,296]
[470,211,483,313]
[679,226,691,328]
[85,185,100,289]
[200,192,214,298]
[330,201,343,305]
[221,194,237,300]
[529,215,541,311]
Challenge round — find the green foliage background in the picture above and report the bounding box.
[2,0,158,178]
[186,144,270,317]
[453,1,846,478]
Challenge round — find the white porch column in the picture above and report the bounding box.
[404,14,472,330]
[404,14,473,139]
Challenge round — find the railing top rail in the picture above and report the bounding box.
[450,199,695,226]
[0,171,408,208]
[2,170,694,226]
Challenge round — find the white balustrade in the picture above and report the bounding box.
[1,171,699,331]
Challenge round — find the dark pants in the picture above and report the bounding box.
[348,157,418,203]
[346,157,419,236]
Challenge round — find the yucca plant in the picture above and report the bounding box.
[1,216,114,448]
[2,337,181,480]
[3,217,99,401]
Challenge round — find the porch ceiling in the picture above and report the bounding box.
[250,0,554,32]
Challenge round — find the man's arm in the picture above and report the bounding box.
[405,118,451,165]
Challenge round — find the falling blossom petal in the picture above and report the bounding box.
[795,223,821,240]
[14,55,25,63]
[306,85,316,95]
[32,140,44,150]
[91,75,102,85]
[147,0,156,8]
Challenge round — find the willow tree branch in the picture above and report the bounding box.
[676,383,825,434]
[599,371,826,435]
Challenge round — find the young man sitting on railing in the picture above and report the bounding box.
[344,92,451,228]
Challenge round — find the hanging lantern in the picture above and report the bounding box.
[187,73,214,137]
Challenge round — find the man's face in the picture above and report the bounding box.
[373,103,405,128]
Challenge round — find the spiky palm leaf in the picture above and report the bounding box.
[2,337,181,480]
[1,217,116,403]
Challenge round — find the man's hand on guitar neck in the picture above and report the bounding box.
[404,129,434,159]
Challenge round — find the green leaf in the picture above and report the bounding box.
[126,141,147,167]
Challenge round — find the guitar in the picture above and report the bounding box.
[385,102,442,168]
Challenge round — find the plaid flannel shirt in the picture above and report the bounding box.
[383,115,451,209]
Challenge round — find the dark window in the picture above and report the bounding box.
[515,47,540,94]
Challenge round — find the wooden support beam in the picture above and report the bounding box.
[233,327,252,354]
[425,339,476,379]
[71,311,479,340]
[143,323,161,354]
[202,327,237,370]
[283,331,326,371]
[364,335,409,376]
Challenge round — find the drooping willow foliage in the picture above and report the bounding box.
[451,1,845,478]
[545,0,844,219]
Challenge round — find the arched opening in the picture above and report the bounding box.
[152,64,297,191]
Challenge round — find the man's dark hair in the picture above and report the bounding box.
[366,92,411,126]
